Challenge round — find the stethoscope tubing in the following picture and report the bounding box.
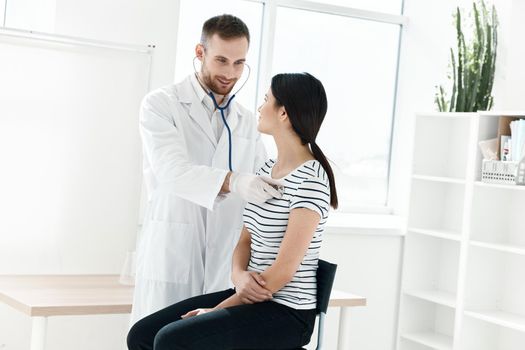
[193,57,251,172]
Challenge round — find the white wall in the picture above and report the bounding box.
[0,1,180,349]
[53,0,181,90]
[501,0,525,109]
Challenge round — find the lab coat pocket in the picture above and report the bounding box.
[138,220,194,284]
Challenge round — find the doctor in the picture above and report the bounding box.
[131,14,280,325]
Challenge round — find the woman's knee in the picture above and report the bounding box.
[154,323,198,350]
[127,320,151,350]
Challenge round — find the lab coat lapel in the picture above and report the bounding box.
[224,102,239,134]
[178,77,217,147]
[189,101,217,147]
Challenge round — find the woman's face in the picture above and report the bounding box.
[257,88,283,135]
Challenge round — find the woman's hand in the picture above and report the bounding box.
[233,270,273,304]
[181,308,214,319]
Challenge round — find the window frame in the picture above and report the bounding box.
[1,0,7,26]
[245,0,407,215]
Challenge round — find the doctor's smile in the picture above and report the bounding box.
[217,77,234,87]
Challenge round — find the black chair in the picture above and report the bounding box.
[315,259,337,350]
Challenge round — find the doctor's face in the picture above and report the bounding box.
[196,34,249,96]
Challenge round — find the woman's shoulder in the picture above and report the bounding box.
[255,158,276,176]
[298,160,329,184]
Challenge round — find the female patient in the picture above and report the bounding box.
[127,72,338,350]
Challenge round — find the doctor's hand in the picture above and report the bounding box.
[229,172,283,204]
[233,271,273,304]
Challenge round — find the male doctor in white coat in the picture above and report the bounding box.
[130,14,280,324]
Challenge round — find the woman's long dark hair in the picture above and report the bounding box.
[271,73,338,209]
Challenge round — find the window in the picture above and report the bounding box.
[311,0,402,14]
[2,0,406,216]
[177,0,406,212]
[3,0,55,32]
[174,0,264,111]
[268,4,402,209]
[1,0,6,26]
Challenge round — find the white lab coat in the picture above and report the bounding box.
[130,75,266,325]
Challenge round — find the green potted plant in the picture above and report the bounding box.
[435,0,498,112]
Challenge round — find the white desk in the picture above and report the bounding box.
[0,275,366,350]
[328,290,367,349]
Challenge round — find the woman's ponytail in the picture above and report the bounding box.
[310,142,338,209]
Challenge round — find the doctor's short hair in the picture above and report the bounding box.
[200,14,250,47]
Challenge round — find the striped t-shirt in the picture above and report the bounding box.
[242,159,331,310]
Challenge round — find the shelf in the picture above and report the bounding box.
[416,112,476,119]
[412,115,471,179]
[459,314,525,350]
[469,185,525,250]
[470,240,525,256]
[474,181,525,191]
[401,331,453,350]
[412,174,466,184]
[399,111,525,350]
[464,249,525,327]
[408,181,465,233]
[402,234,460,294]
[464,310,525,333]
[403,289,456,308]
[478,111,525,117]
[408,227,461,242]
[399,297,455,349]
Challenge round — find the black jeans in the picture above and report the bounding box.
[127,288,316,350]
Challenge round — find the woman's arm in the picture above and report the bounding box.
[182,209,320,319]
[182,291,245,319]
[214,293,243,309]
[231,226,273,303]
[183,227,272,318]
[231,226,252,280]
[213,208,318,309]
[259,208,321,293]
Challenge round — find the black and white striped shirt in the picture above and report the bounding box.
[243,159,331,310]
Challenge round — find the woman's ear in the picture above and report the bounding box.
[279,107,287,121]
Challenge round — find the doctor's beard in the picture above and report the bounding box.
[200,61,238,96]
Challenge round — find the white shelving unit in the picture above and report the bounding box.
[397,112,525,350]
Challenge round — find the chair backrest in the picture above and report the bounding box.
[316,259,337,314]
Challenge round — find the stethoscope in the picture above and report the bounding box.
[193,57,251,172]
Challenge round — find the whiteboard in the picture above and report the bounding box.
[0,35,151,273]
